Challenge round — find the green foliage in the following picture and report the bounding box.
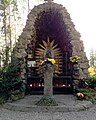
[78,88,95,93]
[86,75,96,88]
[0,0,18,14]
[3,57,23,90]
[0,0,18,47]
[89,49,96,66]
[0,46,11,80]
[10,90,24,101]
[78,88,96,100]
[0,68,3,80]
[0,0,10,10]
[0,92,9,104]
[1,46,10,68]
[0,56,24,103]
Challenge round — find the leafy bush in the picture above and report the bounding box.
[0,92,9,104]
[78,88,95,93]
[78,88,96,100]
[86,75,96,88]
[0,47,25,104]
[0,57,25,103]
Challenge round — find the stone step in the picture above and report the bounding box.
[3,95,92,112]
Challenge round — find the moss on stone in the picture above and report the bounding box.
[36,95,58,106]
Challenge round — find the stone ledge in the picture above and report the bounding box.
[3,97,92,112]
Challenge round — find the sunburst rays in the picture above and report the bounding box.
[35,37,63,72]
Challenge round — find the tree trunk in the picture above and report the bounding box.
[9,2,12,49]
[4,9,7,47]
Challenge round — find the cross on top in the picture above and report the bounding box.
[44,0,53,2]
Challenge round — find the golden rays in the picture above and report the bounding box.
[35,37,63,72]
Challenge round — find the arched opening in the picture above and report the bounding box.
[34,10,73,76]
[25,10,73,94]
[14,3,89,94]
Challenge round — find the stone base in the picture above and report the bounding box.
[3,95,93,112]
[35,95,58,106]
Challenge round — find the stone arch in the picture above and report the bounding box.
[14,2,89,78]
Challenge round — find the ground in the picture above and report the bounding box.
[0,106,96,120]
[0,95,96,120]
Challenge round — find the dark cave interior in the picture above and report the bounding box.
[34,10,73,75]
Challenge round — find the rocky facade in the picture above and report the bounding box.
[14,2,89,79]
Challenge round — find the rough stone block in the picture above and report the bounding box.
[80,63,89,69]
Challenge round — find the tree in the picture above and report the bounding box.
[89,49,96,66]
[0,0,18,48]
[0,0,8,46]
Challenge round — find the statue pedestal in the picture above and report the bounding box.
[36,63,58,106]
[44,66,53,96]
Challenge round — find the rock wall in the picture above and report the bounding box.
[14,2,89,78]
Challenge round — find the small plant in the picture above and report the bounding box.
[74,80,79,84]
[86,75,96,88]
[0,57,25,103]
[78,88,96,100]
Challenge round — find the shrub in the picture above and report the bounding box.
[0,57,25,103]
[0,92,9,104]
[78,88,96,100]
[86,75,96,88]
